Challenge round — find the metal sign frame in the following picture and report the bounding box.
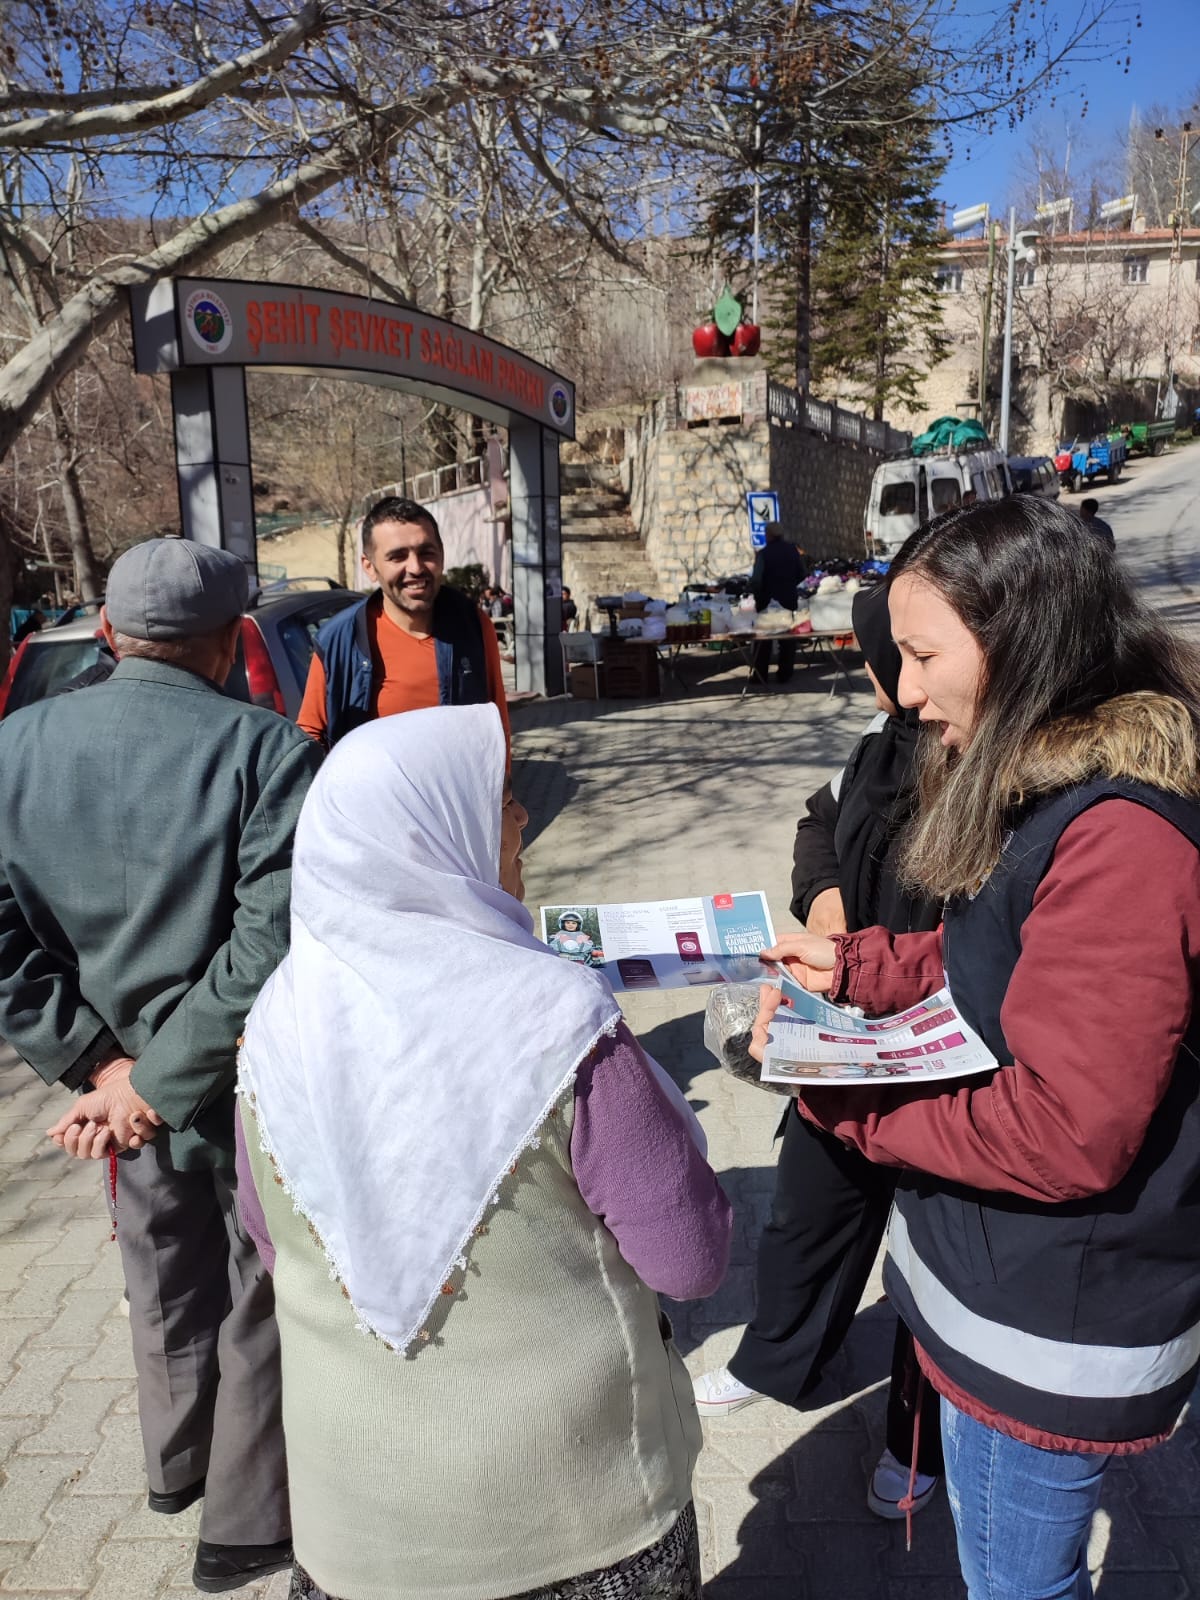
[129,277,574,696]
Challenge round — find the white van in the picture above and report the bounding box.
[864,448,1012,556]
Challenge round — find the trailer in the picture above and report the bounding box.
[1119,419,1174,458]
[1053,434,1127,493]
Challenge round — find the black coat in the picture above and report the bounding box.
[751,539,805,612]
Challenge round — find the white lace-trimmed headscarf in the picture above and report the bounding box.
[239,703,620,1351]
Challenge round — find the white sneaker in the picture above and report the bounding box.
[867,1447,940,1520]
[692,1365,764,1417]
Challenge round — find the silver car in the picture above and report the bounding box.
[0,580,359,721]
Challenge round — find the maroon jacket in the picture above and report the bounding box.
[800,798,1200,1450]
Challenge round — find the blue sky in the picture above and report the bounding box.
[938,3,1199,217]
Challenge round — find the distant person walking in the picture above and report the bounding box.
[1079,498,1115,549]
[0,539,321,1593]
[297,496,511,751]
[750,524,806,686]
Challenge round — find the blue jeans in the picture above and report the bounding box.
[941,1397,1111,1600]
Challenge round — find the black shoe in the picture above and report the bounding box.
[148,1477,205,1515]
[192,1539,293,1593]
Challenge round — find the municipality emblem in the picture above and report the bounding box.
[548,381,572,427]
[184,289,233,355]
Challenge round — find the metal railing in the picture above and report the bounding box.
[408,454,489,504]
[767,381,911,455]
[366,450,501,511]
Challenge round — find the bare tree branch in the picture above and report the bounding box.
[0,2,327,151]
[292,215,415,305]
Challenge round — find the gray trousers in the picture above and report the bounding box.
[112,1142,290,1546]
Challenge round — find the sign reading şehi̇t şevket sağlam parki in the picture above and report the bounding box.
[173,277,575,438]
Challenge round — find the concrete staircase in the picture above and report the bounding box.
[560,460,666,617]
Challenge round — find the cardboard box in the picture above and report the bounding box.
[568,663,600,700]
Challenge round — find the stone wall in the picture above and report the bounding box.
[624,370,893,586]
[768,425,878,562]
[630,413,773,593]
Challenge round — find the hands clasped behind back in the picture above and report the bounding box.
[46,1055,164,1159]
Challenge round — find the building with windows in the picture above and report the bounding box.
[882,222,1200,451]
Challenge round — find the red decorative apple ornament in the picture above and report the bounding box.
[732,321,761,357]
[692,321,729,358]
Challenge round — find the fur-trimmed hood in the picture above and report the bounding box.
[1013,692,1200,803]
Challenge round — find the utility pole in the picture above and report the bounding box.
[978,221,998,432]
[999,210,1039,455]
[1156,120,1198,418]
[751,99,762,324]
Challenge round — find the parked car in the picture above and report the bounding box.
[0,579,358,721]
[1006,456,1061,501]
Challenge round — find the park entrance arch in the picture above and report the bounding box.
[129,276,573,696]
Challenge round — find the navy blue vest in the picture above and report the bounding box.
[884,778,1200,1442]
[315,588,488,748]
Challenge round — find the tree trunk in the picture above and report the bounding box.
[0,515,17,674]
[793,162,814,394]
[873,219,889,422]
[50,394,102,602]
[335,491,356,589]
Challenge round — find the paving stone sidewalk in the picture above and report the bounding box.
[0,648,1197,1596]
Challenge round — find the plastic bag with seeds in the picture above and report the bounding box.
[703,983,794,1096]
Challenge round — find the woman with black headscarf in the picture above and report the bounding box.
[694,585,944,1522]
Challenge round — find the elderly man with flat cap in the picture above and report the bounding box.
[0,538,321,1593]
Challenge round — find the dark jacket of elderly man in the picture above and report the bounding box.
[0,537,321,1595]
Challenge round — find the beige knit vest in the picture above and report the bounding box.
[242,1097,701,1600]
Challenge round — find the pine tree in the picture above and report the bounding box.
[811,100,949,419]
[703,9,950,414]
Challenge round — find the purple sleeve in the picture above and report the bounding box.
[234,1102,276,1274]
[570,1022,732,1300]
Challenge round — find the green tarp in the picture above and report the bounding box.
[911,416,991,457]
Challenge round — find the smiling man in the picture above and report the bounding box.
[297,496,511,750]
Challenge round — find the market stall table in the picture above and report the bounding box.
[699,629,859,700]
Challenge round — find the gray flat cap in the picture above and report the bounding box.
[105,538,248,641]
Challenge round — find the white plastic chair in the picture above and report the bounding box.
[560,630,601,697]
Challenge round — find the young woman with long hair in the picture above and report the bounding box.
[752,496,1200,1599]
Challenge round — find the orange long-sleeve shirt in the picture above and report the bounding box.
[297,593,511,753]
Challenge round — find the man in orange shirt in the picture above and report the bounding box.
[297,496,511,751]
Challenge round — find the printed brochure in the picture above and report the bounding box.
[759,974,998,1087]
[540,892,775,992]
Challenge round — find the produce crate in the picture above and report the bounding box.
[601,637,660,698]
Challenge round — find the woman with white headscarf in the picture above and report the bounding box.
[236,703,731,1600]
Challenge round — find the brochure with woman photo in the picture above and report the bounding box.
[759,975,998,1086]
[539,892,775,991]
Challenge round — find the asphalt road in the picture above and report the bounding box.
[1079,438,1200,637]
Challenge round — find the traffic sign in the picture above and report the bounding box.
[747,491,780,550]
